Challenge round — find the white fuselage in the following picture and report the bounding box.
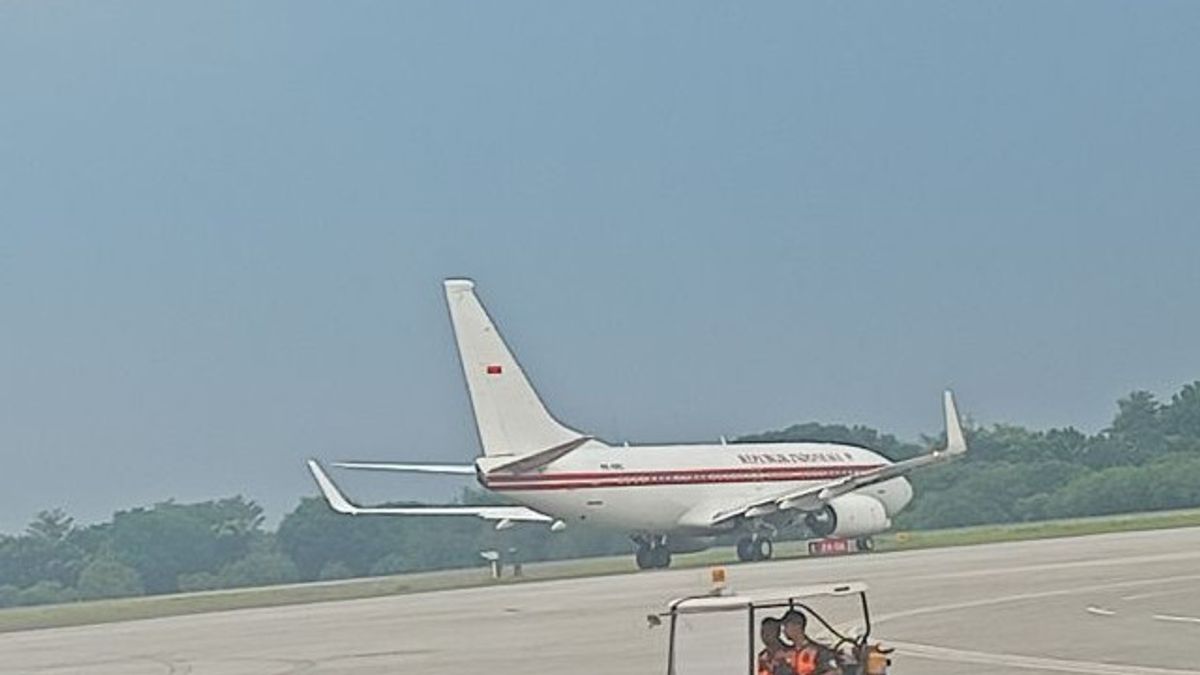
[477,440,913,535]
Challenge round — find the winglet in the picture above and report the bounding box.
[306,459,361,515]
[942,390,967,456]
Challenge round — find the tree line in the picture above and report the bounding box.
[4,382,1200,607]
[743,383,1200,528]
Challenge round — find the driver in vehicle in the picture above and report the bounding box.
[781,610,843,675]
[757,617,795,675]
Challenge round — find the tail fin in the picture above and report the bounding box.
[443,279,584,457]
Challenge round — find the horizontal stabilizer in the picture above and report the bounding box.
[305,460,553,522]
[332,461,476,476]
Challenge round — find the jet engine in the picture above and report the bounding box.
[804,494,891,539]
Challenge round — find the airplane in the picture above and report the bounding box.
[306,279,968,569]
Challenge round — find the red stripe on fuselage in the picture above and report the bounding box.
[482,464,885,491]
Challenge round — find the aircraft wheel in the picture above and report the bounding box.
[635,545,655,570]
[856,536,875,552]
[652,545,672,569]
[736,537,755,562]
[753,537,774,561]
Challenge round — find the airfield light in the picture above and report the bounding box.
[710,566,728,594]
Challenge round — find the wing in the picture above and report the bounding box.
[708,390,968,526]
[306,460,555,524]
[332,461,477,476]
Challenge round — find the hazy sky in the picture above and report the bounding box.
[3,2,1199,533]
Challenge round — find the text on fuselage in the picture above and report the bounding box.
[737,451,855,464]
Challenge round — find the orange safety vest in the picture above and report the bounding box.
[753,648,792,672]
[757,648,783,675]
[789,645,819,675]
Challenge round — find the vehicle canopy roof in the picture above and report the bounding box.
[668,582,869,615]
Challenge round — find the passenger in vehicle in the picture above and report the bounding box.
[780,610,842,675]
[757,617,795,675]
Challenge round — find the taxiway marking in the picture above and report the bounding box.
[892,640,1200,675]
[1152,614,1200,625]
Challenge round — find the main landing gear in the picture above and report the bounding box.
[634,535,672,570]
[735,534,774,562]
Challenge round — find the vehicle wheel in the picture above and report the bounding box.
[652,545,672,569]
[736,537,755,562]
[635,545,655,570]
[753,537,774,561]
[856,536,875,552]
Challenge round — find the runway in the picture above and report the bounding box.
[2,527,1199,674]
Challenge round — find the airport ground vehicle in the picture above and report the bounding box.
[656,581,891,675]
